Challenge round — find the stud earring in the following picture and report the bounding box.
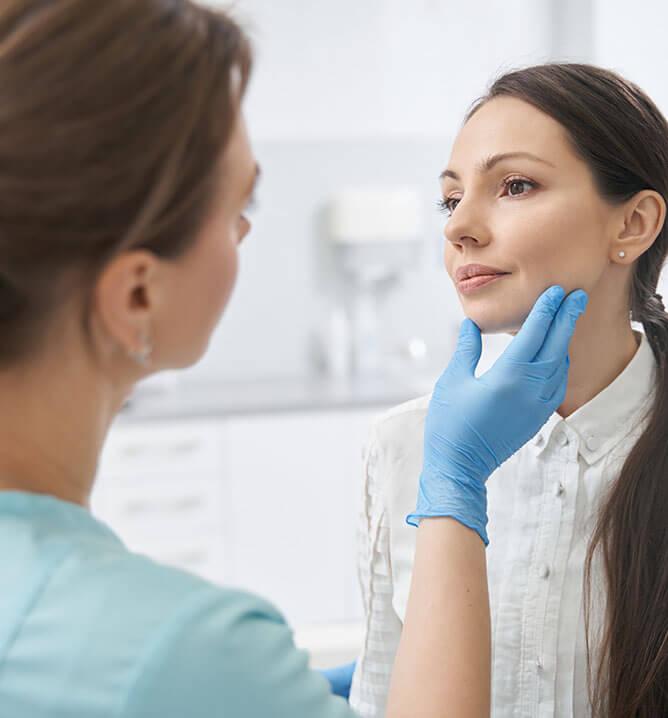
[128,332,153,367]
[618,250,626,259]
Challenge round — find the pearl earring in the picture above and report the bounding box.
[128,332,153,367]
[618,250,626,259]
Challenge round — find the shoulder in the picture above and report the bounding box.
[36,537,310,717]
[361,395,429,515]
[53,536,274,627]
[369,394,430,458]
[117,566,353,718]
[364,394,430,496]
[363,396,430,623]
[51,540,287,665]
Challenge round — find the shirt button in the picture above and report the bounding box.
[586,436,600,451]
[538,564,551,579]
[534,434,544,447]
[558,433,569,447]
[536,656,543,671]
[555,482,565,497]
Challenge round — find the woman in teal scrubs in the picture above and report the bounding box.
[0,2,585,716]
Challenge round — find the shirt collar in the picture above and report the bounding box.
[533,331,657,465]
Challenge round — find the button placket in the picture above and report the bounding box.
[520,458,561,709]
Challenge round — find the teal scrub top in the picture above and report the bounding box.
[0,491,357,718]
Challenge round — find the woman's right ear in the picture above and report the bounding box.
[92,250,162,359]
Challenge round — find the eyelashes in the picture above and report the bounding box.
[438,176,538,217]
[437,196,459,216]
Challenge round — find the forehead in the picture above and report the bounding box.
[449,96,572,168]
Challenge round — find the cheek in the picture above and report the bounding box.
[181,232,239,354]
[510,197,609,291]
[452,196,609,333]
[204,231,239,320]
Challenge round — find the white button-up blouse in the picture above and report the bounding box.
[350,332,656,717]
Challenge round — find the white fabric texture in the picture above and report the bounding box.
[350,332,656,718]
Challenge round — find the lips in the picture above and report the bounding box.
[455,264,510,282]
[455,264,511,295]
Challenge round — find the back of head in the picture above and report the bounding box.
[0,0,251,363]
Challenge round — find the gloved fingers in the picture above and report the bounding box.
[319,661,357,699]
[544,356,570,406]
[535,290,588,363]
[502,285,566,363]
[446,318,482,379]
[539,354,570,402]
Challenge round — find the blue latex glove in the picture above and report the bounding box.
[319,661,356,700]
[407,285,588,544]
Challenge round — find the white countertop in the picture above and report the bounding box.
[118,373,435,421]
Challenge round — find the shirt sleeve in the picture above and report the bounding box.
[349,424,404,718]
[119,586,358,718]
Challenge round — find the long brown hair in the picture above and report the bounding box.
[0,0,252,364]
[469,64,668,717]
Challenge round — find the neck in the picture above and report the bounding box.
[557,292,639,418]
[0,336,132,507]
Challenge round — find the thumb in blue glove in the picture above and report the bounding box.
[408,285,588,545]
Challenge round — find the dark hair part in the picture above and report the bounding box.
[0,0,252,363]
[470,63,668,717]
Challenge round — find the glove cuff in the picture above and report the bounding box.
[405,511,489,546]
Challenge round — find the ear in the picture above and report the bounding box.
[93,250,164,357]
[613,190,666,264]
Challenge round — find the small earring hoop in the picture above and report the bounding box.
[618,250,626,259]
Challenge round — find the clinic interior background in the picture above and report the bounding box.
[91,0,668,668]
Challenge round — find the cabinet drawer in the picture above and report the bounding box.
[97,477,223,540]
[99,421,222,479]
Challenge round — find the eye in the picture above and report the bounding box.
[503,177,536,198]
[437,197,460,216]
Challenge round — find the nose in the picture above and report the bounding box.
[238,216,251,245]
[443,198,491,251]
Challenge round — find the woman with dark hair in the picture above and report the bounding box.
[352,63,668,718]
[0,2,583,717]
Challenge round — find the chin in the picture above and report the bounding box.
[465,307,526,335]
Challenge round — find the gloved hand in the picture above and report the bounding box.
[407,285,588,545]
[319,661,356,700]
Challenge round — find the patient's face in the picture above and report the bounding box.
[441,96,617,333]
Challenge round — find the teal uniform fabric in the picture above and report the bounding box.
[0,491,356,717]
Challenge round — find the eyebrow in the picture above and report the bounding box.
[439,152,556,181]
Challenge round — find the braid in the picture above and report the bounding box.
[640,290,668,364]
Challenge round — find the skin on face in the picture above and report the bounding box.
[153,116,258,367]
[92,113,259,375]
[441,96,623,334]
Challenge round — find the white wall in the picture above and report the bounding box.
[592,0,668,296]
[183,0,559,384]
[593,0,668,117]
[232,0,553,141]
[185,0,668,386]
